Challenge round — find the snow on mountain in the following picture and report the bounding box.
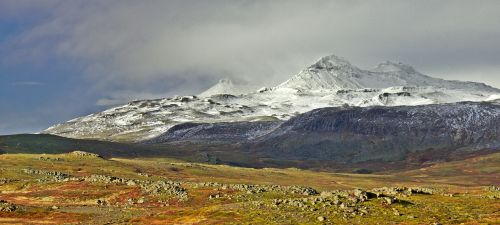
[43,54,500,142]
[277,55,499,92]
[198,79,257,97]
[486,94,500,101]
[277,55,364,90]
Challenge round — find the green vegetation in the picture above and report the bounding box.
[1,151,499,224]
[0,134,137,156]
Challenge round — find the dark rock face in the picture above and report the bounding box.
[255,101,499,162]
[148,101,500,163]
[146,121,283,144]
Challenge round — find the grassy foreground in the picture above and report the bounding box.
[0,152,499,224]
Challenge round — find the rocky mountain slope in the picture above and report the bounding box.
[43,55,500,142]
[147,101,500,163]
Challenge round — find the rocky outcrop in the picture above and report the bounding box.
[195,182,318,196]
[70,151,102,158]
[0,200,17,212]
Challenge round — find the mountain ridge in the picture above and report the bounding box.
[277,54,500,92]
[148,100,500,163]
[43,54,500,142]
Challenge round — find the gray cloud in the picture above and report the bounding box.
[96,91,180,107]
[4,0,500,102]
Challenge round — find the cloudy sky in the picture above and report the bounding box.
[1,0,500,134]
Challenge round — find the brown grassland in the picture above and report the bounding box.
[0,152,499,224]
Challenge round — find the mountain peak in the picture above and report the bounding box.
[199,78,236,97]
[276,54,363,90]
[199,78,257,97]
[277,55,498,92]
[372,61,417,73]
[309,54,353,70]
[217,78,233,84]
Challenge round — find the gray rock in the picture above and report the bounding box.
[383,197,395,205]
[392,208,401,216]
[70,151,102,158]
[0,201,17,212]
[486,186,500,192]
[96,199,107,206]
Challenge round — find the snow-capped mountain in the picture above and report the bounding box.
[43,54,500,142]
[278,55,498,92]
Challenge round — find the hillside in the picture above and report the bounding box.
[148,101,500,164]
[42,55,500,142]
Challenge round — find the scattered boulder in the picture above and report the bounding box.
[84,174,125,184]
[392,208,401,216]
[96,199,107,206]
[406,187,434,195]
[137,173,150,177]
[22,168,72,182]
[486,186,500,192]
[196,182,318,197]
[37,156,63,161]
[70,151,101,158]
[141,180,188,201]
[0,200,17,212]
[302,187,318,196]
[371,186,435,197]
[0,178,15,184]
[84,174,189,201]
[383,197,395,205]
[352,189,377,202]
[209,194,221,200]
